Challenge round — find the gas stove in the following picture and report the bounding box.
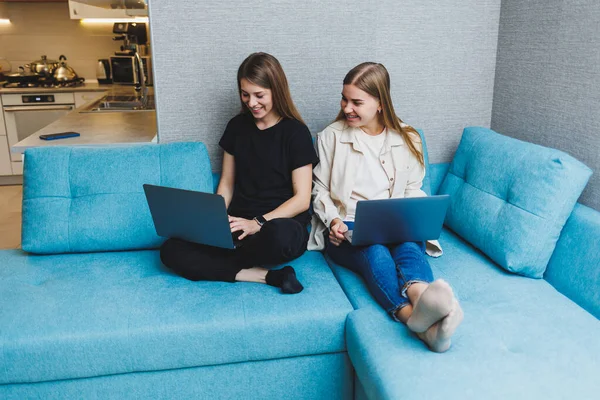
[2,77,85,89]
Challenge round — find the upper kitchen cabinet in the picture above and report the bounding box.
[68,0,148,19]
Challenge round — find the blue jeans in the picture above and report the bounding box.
[326,222,434,321]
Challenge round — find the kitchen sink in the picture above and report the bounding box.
[80,94,155,113]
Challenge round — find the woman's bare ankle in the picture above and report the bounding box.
[395,304,413,323]
[235,267,267,283]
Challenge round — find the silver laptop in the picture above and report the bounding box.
[143,184,239,249]
[344,195,450,246]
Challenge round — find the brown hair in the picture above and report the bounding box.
[335,62,424,166]
[237,52,305,125]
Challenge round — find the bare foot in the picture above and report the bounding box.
[417,298,464,353]
[407,279,454,333]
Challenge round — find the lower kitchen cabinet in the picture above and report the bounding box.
[0,135,12,176]
[11,160,23,175]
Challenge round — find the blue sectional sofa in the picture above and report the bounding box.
[1,128,599,399]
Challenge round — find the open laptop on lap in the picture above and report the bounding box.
[344,195,450,246]
[143,184,239,249]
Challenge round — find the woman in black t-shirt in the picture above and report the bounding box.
[160,53,318,294]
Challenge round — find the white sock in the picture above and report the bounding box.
[407,279,454,333]
[418,297,464,353]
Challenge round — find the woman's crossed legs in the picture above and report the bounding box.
[160,218,308,293]
[327,240,463,352]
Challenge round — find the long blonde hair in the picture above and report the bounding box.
[237,52,305,125]
[336,62,424,166]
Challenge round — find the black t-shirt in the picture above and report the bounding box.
[219,113,319,226]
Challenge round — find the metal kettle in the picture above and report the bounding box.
[96,59,112,84]
[53,55,79,82]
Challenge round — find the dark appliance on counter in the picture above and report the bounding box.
[110,55,152,86]
[96,59,112,84]
[113,21,148,53]
[109,22,152,86]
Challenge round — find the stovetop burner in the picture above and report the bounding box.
[2,77,85,89]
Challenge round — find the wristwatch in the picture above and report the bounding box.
[253,215,267,226]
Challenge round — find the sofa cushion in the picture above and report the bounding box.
[415,128,432,196]
[21,143,213,254]
[0,249,352,384]
[439,127,592,278]
[430,162,450,195]
[330,229,600,399]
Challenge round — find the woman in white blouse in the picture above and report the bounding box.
[309,62,463,352]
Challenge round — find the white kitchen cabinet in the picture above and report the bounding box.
[0,136,12,176]
[68,0,148,19]
[11,160,23,176]
[0,96,5,136]
[74,91,106,109]
[0,96,10,176]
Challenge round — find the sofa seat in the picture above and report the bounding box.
[0,249,353,385]
[328,228,600,399]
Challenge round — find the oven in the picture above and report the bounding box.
[2,92,75,162]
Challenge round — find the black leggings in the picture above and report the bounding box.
[160,218,309,282]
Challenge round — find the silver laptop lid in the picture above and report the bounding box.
[350,195,450,246]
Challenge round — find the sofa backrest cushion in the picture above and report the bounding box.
[21,143,213,254]
[439,127,592,278]
[415,128,432,196]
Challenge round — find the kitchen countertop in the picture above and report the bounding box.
[8,84,157,154]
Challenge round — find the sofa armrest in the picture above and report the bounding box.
[544,203,600,319]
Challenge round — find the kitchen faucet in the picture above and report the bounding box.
[133,51,148,107]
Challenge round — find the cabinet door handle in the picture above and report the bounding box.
[4,105,74,112]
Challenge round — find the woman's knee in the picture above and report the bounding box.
[359,245,399,275]
[343,244,390,273]
[394,241,426,256]
[362,244,393,264]
[261,218,307,259]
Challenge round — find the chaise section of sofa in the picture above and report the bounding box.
[0,143,355,399]
[340,225,600,400]
[327,128,600,400]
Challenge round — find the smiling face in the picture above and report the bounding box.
[240,78,278,123]
[341,84,383,135]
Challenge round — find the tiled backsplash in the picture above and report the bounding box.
[0,2,124,80]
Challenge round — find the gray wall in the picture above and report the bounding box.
[149,0,501,170]
[492,0,600,210]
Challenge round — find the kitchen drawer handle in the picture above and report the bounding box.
[4,105,74,112]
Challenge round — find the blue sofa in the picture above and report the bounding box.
[1,128,599,399]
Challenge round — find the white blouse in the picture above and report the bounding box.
[346,129,391,221]
[309,120,443,257]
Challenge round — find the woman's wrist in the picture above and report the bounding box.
[330,218,342,229]
[253,215,267,227]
